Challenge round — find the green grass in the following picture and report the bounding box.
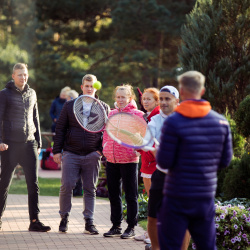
[9,177,61,196]
[138,219,147,231]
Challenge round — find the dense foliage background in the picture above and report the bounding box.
[0,0,196,130]
[0,0,249,132]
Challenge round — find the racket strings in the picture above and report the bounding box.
[74,97,106,132]
[107,113,148,147]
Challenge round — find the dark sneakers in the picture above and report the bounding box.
[103,226,122,237]
[28,220,51,232]
[59,216,69,232]
[84,219,99,235]
[120,227,135,239]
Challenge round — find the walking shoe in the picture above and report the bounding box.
[28,220,51,232]
[145,243,152,250]
[144,238,151,244]
[120,227,135,239]
[59,215,69,232]
[134,231,149,241]
[84,219,99,235]
[103,226,122,237]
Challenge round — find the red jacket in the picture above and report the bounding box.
[140,106,160,174]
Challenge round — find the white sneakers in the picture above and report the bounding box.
[144,238,151,244]
[134,231,151,244]
[134,231,148,241]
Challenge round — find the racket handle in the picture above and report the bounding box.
[153,138,159,146]
[142,146,156,152]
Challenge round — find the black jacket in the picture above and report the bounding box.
[0,80,42,147]
[53,97,110,156]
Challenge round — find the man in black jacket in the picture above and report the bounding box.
[0,63,51,232]
[53,74,110,234]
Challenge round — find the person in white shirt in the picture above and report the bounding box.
[146,86,190,250]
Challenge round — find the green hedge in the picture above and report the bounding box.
[234,95,250,138]
[222,152,250,199]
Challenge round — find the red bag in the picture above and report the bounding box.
[40,147,61,170]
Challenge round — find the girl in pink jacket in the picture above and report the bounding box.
[103,84,144,239]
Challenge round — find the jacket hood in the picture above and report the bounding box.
[5,80,29,91]
[175,99,211,118]
[5,80,15,89]
[114,99,138,112]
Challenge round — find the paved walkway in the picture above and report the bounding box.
[0,169,146,250]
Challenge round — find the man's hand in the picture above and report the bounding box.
[37,148,41,155]
[0,143,8,151]
[53,153,62,164]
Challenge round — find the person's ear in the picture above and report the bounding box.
[201,87,206,97]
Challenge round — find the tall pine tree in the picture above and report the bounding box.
[179,0,250,114]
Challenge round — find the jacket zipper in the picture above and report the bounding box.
[112,109,122,163]
[113,140,116,163]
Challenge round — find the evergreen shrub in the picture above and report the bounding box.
[222,153,250,199]
[234,95,250,139]
[216,157,240,197]
[224,111,245,158]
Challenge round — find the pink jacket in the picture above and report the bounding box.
[103,101,144,163]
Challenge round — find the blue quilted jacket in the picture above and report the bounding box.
[156,99,233,199]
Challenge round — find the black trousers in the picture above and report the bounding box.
[106,162,138,228]
[0,141,40,221]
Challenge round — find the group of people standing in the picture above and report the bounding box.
[0,63,233,250]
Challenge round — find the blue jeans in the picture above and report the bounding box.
[0,141,39,221]
[59,151,101,220]
[106,162,138,228]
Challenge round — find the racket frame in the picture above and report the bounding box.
[73,95,108,133]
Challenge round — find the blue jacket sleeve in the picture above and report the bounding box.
[219,125,233,169]
[156,118,179,170]
[50,100,56,120]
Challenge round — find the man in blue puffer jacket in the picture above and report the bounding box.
[156,71,233,250]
